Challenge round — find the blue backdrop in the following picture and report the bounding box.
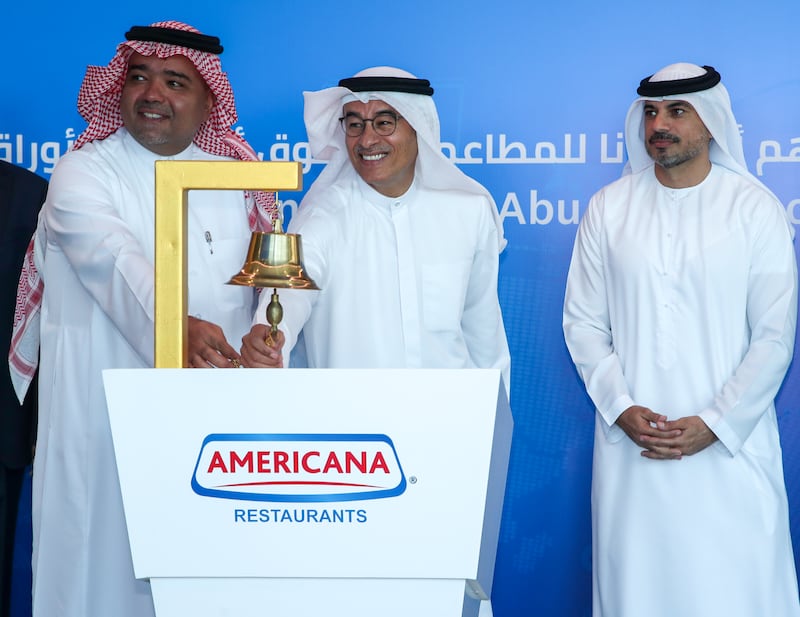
[4,2,800,616]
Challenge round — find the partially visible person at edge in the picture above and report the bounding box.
[1,161,46,617]
[239,67,510,616]
[563,62,800,617]
[7,21,277,617]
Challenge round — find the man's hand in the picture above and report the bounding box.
[187,316,242,368]
[240,324,284,368]
[645,416,718,457]
[617,406,719,459]
[615,405,682,460]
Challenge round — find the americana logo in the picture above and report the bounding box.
[191,433,406,502]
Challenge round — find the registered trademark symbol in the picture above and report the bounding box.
[409,476,417,484]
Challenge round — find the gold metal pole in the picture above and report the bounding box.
[153,160,302,368]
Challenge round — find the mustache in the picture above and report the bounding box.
[355,147,390,157]
[649,132,679,144]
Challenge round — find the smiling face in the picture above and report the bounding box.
[343,99,418,197]
[643,99,712,185]
[120,52,213,156]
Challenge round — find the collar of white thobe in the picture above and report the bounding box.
[355,174,419,215]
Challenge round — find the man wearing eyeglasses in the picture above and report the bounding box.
[241,65,510,396]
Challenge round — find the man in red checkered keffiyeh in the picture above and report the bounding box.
[17,22,276,617]
[9,20,276,402]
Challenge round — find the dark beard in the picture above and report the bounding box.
[648,135,707,169]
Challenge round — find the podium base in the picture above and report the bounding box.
[150,578,482,617]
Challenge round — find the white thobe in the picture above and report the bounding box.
[255,175,510,391]
[258,175,509,617]
[563,164,800,617]
[32,128,255,617]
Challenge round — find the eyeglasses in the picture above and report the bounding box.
[338,111,402,137]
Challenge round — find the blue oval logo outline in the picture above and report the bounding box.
[191,433,407,503]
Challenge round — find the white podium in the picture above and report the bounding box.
[103,368,513,617]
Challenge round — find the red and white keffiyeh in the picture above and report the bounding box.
[9,21,276,403]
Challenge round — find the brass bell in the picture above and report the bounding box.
[227,226,319,291]
[228,213,318,343]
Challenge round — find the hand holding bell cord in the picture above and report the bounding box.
[240,324,284,368]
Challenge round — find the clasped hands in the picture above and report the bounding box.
[616,405,718,460]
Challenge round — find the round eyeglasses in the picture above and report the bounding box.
[338,111,402,137]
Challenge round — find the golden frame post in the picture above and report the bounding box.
[154,160,302,368]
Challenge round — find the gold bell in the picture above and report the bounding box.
[227,230,319,291]
[228,214,318,344]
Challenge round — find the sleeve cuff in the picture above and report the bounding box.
[597,394,635,443]
[697,407,740,456]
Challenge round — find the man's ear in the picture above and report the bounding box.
[205,88,215,116]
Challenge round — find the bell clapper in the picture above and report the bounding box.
[264,204,284,348]
[265,288,283,347]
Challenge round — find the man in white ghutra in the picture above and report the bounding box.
[564,62,800,617]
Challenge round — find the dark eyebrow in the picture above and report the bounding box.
[643,100,693,111]
[343,108,396,118]
[127,63,193,82]
[163,68,193,82]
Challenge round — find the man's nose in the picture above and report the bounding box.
[651,110,671,132]
[142,80,166,101]
[357,121,381,146]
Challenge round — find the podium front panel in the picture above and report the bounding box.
[104,368,511,583]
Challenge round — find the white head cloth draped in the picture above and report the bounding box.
[8,21,274,402]
[623,62,783,207]
[302,66,506,251]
